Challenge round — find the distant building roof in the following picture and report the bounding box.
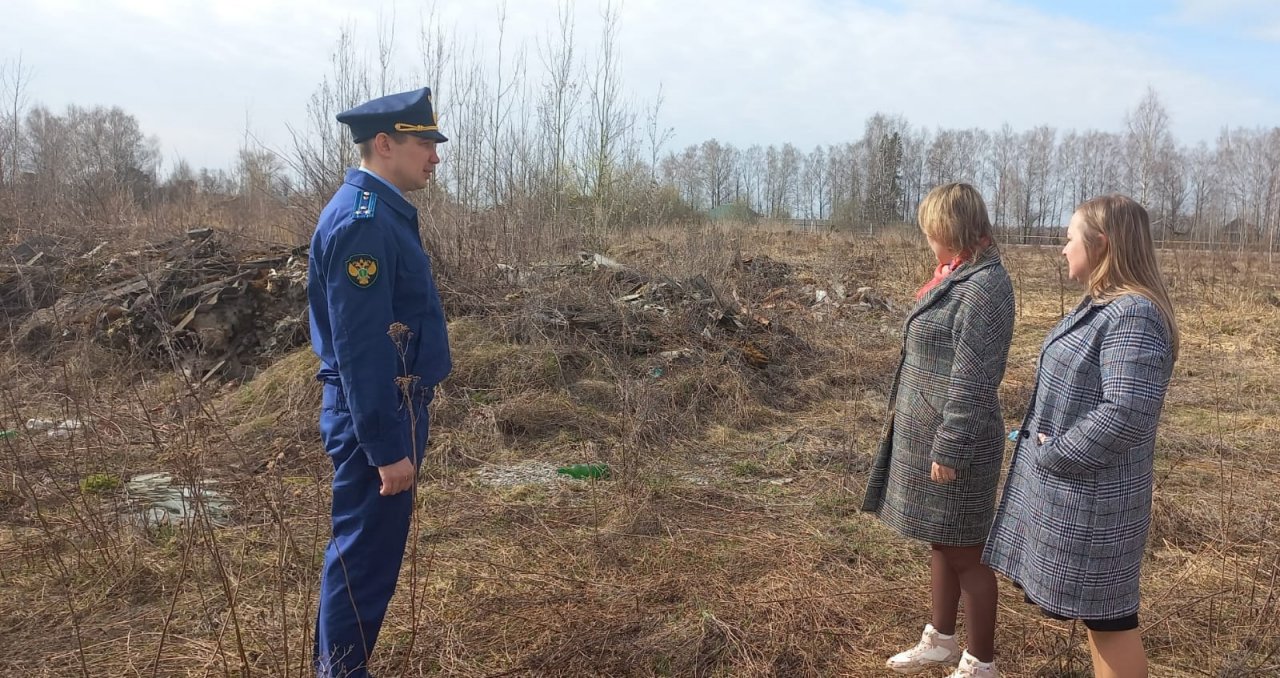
[708,202,761,221]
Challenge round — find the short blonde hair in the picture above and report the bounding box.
[917,183,994,255]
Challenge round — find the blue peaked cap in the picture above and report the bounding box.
[336,87,448,144]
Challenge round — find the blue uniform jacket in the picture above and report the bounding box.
[308,169,452,467]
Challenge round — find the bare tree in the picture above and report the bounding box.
[376,5,398,96]
[1156,145,1189,240]
[899,127,928,222]
[701,139,734,209]
[643,84,673,183]
[925,129,958,188]
[1016,126,1056,236]
[862,114,907,228]
[1184,141,1218,240]
[803,145,830,220]
[22,106,70,217]
[986,123,1021,233]
[1267,128,1280,258]
[286,27,370,222]
[1058,130,1085,209]
[1124,87,1175,223]
[578,1,632,237]
[1084,130,1124,200]
[827,141,866,229]
[1,55,33,185]
[739,144,765,213]
[535,0,581,224]
[485,1,511,209]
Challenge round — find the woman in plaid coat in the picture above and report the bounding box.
[862,184,1015,678]
[984,194,1179,678]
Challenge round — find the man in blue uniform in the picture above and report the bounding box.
[308,87,452,678]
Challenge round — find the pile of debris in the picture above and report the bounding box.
[734,255,892,316]
[1,235,83,327]
[497,251,814,373]
[9,229,309,382]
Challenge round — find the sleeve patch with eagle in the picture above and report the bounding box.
[346,255,380,288]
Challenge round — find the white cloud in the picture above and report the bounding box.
[610,0,1278,149]
[1,0,1276,170]
[1171,0,1280,42]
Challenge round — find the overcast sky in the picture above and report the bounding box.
[3,0,1278,173]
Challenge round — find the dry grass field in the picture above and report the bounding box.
[1,225,1277,676]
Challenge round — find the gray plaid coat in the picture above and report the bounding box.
[983,294,1174,620]
[862,248,1015,546]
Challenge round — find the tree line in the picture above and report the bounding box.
[1,6,1277,252]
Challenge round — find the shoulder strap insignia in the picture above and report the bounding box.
[353,191,377,220]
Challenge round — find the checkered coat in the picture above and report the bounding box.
[861,248,1016,546]
[983,294,1174,620]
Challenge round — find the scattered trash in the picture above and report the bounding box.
[854,286,891,311]
[815,290,829,305]
[0,429,16,440]
[49,420,85,438]
[125,472,231,526]
[578,251,626,272]
[658,348,694,361]
[83,241,109,259]
[496,262,542,287]
[649,366,665,378]
[24,418,87,438]
[556,463,611,480]
[766,477,796,486]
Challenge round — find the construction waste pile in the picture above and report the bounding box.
[2,229,309,382]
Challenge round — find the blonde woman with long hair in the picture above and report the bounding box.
[984,194,1179,678]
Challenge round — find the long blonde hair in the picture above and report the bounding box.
[1076,194,1180,359]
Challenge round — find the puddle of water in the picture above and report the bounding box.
[125,472,232,526]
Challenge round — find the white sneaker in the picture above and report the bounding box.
[945,650,1000,678]
[886,624,961,674]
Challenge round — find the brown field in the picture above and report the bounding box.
[1,225,1278,677]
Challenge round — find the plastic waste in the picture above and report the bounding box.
[556,463,611,480]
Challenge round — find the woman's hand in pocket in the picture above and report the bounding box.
[931,462,956,483]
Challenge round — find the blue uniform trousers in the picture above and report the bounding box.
[315,383,431,678]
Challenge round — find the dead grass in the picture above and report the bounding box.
[0,228,1278,676]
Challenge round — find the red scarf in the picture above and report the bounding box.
[915,240,991,300]
[916,255,966,300]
